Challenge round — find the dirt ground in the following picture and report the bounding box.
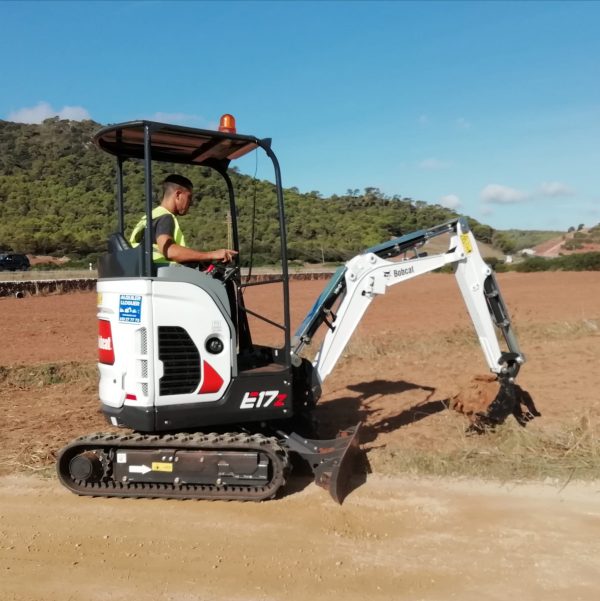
[1,272,600,600]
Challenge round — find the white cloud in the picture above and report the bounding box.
[481,184,529,204]
[59,106,90,120]
[418,157,451,170]
[150,112,215,128]
[455,117,471,129]
[8,101,90,123]
[481,181,576,208]
[440,194,461,209]
[539,181,574,197]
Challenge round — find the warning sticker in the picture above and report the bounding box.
[152,462,173,473]
[119,295,142,323]
[460,233,473,254]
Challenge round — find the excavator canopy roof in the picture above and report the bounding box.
[93,121,261,166]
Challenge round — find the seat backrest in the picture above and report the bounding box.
[98,232,152,278]
[107,232,131,253]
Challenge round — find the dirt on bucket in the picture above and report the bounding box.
[449,374,502,421]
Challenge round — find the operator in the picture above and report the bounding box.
[130,174,238,266]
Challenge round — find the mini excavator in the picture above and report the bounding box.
[57,115,534,503]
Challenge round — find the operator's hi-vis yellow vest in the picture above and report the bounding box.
[129,206,187,264]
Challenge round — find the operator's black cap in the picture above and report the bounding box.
[163,174,193,191]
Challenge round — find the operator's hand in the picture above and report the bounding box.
[212,248,238,263]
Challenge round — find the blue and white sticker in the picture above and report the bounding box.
[119,294,142,323]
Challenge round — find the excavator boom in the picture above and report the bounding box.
[293,217,529,427]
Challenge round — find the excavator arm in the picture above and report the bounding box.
[293,217,533,428]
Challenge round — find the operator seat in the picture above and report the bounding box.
[107,232,131,253]
[98,232,148,278]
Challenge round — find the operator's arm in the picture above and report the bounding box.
[158,236,237,263]
[153,214,237,264]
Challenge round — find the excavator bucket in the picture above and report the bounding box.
[282,424,361,504]
[449,374,540,430]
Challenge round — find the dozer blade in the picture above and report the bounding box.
[313,425,361,504]
[282,423,361,504]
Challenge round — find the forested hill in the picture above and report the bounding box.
[1,118,511,264]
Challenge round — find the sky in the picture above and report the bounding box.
[1,0,598,231]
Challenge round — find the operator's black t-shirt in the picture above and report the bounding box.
[152,214,175,242]
[137,213,176,251]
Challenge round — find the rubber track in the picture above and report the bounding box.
[57,431,289,501]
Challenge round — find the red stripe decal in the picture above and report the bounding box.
[199,361,224,394]
[98,319,115,365]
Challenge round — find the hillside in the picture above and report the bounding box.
[0,118,554,265]
[534,226,600,257]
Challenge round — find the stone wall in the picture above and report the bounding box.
[0,273,332,298]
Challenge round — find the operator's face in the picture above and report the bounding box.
[174,187,193,215]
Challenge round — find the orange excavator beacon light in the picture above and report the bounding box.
[218,114,236,134]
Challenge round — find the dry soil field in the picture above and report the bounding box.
[1,272,599,600]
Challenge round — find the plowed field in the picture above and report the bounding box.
[1,272,599,600]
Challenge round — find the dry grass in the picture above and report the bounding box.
[343,326,478,361]
[2,317,599,486]
[2,443,57,476]
[0,362,97,389]
[338,317,600,484]
[0,362,102,476]
[343,317,600,361]
[519,318,599,341]
[370,415,600,484]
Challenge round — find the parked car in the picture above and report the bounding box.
[0,253,30,271]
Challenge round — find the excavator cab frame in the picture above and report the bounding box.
[94,119,292,365]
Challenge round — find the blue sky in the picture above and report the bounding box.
[1,1,598,231]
